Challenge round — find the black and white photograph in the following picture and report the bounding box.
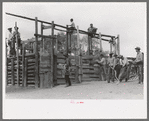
[3,2,147,119]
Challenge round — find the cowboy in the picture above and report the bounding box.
[88,23,97,38]
[117,55,129,84]
[113,54,121,80]
[7,28,13,56]
[13,27,21,48]
[63,51,72,87]
[68,18,76,34]
[107,53,115,83]
[96,53,107,81]
[133,47,143,84]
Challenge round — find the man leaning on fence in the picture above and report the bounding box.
[133,47,144,84]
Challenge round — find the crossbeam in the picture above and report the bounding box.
[34,34,56,39]
[6,12,116,39]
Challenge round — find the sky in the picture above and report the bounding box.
[3,2,146,57]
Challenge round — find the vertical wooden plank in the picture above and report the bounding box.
[66,25,69,54]
[117,34,120,55]
[54,35,57,85]
[35,17,39,88]
[24,58,27,87]
[41,22,44,51]
[90,38,92,54]
[15,22,19,87]
[88,35,90,55]
[22,43,25,87]
[11,58,14,85]
[77,26,81,83]
[99,32,102,51]
[51,21,54,88]
[110,41,112,54]
[6,40,8,86]
[113,38,116,55]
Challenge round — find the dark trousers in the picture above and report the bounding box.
[100,65,107,81]
[114,65,121,79]
[107,66,114,82]
[65,75,71,86]
[118,65,127,81]
[137,64,143,83]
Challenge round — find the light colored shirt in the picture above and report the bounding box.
[99,57,106,65]
[113,58,120,67]
[71,21,75,28]
[120,57,129,67]
[8,32,13,41]
[135,51,143,63]
[107,57,114,66]
[88,27,96,33]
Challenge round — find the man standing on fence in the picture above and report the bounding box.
[107,53,114,83]
[117,55,129,84]
[13,27,22,50]
[88,24,97,38]
[7,28,13,57]
[133,47,143,84]
[96,53,107,81]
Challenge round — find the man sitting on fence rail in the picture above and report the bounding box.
[88,23,97,38]
[68,18,76,34]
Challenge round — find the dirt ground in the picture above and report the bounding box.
[5,78,144,99]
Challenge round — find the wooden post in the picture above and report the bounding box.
[99,32,102,51]
[117,34,120,55]
[11,58,14,85]
[77,26,81,83]
[24,58,27,87]
[6,40,8,86]
[66,25,69,55]
[110,40,112,54]
[15,22,20,87]
[22,43,25,87]
[35,17,39,88]
[54,35,57,85]
[88,35,90,55]
[113,38,116,55]
[51,21,54,88]
[41,22,44,51]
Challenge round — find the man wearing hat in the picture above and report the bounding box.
[13,26,22,54]
[88,24,97,38]
[7,28,13,56]
[63,51,72,87]
[96,53,107,81]
[117,55,129,84]
[68,18,76,34]
[107,53,114,83]
[133,47,143,84]
[113,54,121,81]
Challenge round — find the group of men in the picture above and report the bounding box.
[6,27,21,57]
[95,47,143,84]
[68,18,97,38]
